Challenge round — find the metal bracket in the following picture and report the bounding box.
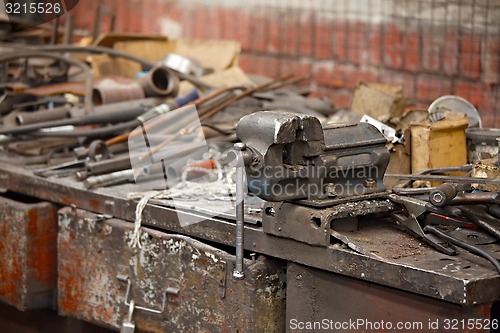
[117,274,180,314]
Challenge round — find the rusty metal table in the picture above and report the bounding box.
[0,159,499,332]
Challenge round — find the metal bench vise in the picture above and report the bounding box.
[235,111,393,247]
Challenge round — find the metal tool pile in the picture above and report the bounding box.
[0,38,336,192]
[386,163,500,272]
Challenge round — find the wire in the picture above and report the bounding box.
[424,225,500,274]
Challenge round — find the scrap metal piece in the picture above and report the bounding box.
[360,114,403,144]
[158,53,204,78]
[428,95,482,128]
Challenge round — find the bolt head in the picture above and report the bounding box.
[432,192,444,203]
[364,178,376,189]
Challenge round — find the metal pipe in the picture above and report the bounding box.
[16,106,70,125]
[233,142,246,280]
[385,174,500,185]
[137,65,179,97]
[92,79,145,105]
[86,154,132,176]
[84,169,134,189]
[0,98,162,135]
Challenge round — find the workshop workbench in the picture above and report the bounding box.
[0,157,499,332]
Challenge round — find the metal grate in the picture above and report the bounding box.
[72,0,500,127]
[229,0,500,126]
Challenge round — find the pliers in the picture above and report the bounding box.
[389,194,500,273]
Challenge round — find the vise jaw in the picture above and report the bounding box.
[236,111,390,202]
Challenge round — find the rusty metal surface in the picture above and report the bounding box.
[262,199,395,247]
[286,263,493,333]
[0,193,58,310]
[0,160,499,305]
[57,207,286,332]
[92,78,145,105]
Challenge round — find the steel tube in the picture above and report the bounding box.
[137,66,179,97]
[16,106,70,125]
[233,142,246,280]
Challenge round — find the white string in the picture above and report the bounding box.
[129,191,158,248]
[127,152,236,248]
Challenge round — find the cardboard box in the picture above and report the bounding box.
[410,111,468,186]
[350,82,406,121]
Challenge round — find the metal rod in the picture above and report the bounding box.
[385,174,500,185]
[496,137,500,167]
[92,6,104,41]
[63,15,74,45]
[106,86,242,147]
[138,76,287,161]
[199,74,292,122]
[51,18,59,44]
[233,142,246,280]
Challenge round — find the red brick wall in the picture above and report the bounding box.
[70,0,500,127]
